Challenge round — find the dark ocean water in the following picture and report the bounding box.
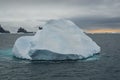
[0,34,120,80]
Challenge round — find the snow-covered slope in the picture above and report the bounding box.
[12,19,100,60]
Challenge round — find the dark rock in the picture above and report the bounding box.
[39,27,43,30]
[0,24,10,33]
[17,27,34,33]
[17,27,28,33]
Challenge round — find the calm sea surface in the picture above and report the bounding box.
[0,33,120,80]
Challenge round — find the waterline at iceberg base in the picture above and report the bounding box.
[12,19,101,60]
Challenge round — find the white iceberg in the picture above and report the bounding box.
[12,19,100,60]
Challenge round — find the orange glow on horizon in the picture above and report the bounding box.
[86,29,120,33]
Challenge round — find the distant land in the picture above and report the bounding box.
[0,21,45,33]
[17,27,34,33]
[0,25,10,33]
[0,21,120,33]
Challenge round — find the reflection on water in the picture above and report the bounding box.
[0,48,12,56]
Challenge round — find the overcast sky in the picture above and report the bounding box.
[0,0,120,31]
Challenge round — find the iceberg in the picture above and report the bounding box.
[12,19,100,60]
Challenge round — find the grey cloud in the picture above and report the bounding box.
[0,0,120,30]
[0,0,119,7]
[70,16,120,29]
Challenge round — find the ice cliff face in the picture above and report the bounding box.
[12,19,100,60]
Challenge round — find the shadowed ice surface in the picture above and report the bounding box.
[0,34,120,80]
[0,48,100,61]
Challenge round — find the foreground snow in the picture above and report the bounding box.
[12,19,100,60]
